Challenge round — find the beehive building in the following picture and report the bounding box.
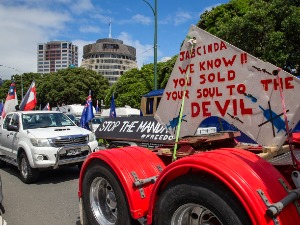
[81,38,138,85]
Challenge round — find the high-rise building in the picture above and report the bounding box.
[81,38,138,85]
[37,41,78,74]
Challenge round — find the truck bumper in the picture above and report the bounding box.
[53,144,91,169]
[30,144,92,169]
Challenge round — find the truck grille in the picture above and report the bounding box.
[51,135,88,147]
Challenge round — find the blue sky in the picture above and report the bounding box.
[0,0,229,80]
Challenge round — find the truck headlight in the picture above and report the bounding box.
[30,138,51,147]
[89,133,96,142]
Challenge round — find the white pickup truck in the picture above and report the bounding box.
[0,111,98,183]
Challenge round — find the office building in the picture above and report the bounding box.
[37,41,78,74]
[81,38,138,85]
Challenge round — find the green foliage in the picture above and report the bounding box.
[0,67,109,109]
[198,0,300,72]
[40,67,109,108]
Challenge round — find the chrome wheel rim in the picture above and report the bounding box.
[21,158,28,178]
[90,177,117,225]
[171,203,223,225]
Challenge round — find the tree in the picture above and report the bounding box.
[0,67,109,110]
[197,0,300,72]
[39,67,109,108]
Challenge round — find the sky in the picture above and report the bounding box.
[0,0,229,80]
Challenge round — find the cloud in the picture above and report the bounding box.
[174,10,193,26]
[79,25,102,33]
[70,0,94,14]
[159,10,193,26]
[0,3,71,79]
[199,3,223,15]
[119,14,152,25]
[117,32,154,68]
[160,57,172,62]
[132,14,152,25]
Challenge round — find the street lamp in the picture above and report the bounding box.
[0,65,24,99]
[143,0,158,90]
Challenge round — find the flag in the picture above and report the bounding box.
[0,101,3,116]
[109,94,116,117]
[1,81,18,118]
[19,80,37,111]
[43,103,50,111]
[96,100,99,113]
[80,92,95,130]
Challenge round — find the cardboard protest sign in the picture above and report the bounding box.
[155,25,300,148]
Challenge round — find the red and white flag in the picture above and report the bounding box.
[43,103,50,111]
[19,81,37,111]
[1,81,18,118]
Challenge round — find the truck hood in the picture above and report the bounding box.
[27,126,91,139]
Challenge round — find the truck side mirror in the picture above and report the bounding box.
[7,124,19,132]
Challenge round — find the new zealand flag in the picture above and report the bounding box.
[80,93,95,130]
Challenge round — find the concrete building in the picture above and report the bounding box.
[37,41,78,74]
[81,38,138,85]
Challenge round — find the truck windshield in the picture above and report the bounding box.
[22,113,75,129]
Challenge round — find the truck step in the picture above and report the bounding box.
[0,155,18,167]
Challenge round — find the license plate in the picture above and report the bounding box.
[66,148,81,156]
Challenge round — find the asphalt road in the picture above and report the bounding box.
[0,164,81,225]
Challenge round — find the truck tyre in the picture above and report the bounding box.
[19,152,40,184]
[82,163,133,225]
[77,163,83,171]
[0,160,6,168]
[154,175,252,225]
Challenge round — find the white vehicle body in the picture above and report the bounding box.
[0,111,98,183]
[55,104,96,117]
[101,106,140,117]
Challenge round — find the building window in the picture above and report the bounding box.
[39,45,44,50]
[103,43,119,50]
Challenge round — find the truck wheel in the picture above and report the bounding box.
[19,152,40,184]
[154,176,252,225]
[0,160,6,168]
[77,162,83,171]
[82,164,133,225]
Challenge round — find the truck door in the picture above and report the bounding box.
[10,113,20,159]
[0,114,14,157]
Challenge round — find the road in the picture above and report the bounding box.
[0,164,81,225]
